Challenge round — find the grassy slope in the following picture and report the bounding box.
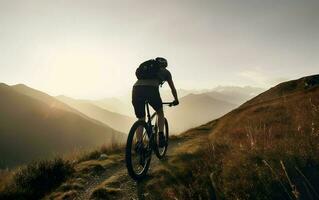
[0,83,125,168]
[41,128,210,200]
[0,143,124,200]
[141,75,319,199]
[1,75,318,199]
[41,74,319,200]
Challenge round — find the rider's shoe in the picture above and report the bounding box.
[158,132,166,148]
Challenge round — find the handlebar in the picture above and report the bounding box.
[162,102,175,107]
[145,101,177,107]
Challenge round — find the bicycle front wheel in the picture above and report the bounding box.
[125,120,152,181]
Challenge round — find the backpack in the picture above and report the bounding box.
[135,59,161,80]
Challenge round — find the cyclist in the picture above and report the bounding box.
[132,57,179,149]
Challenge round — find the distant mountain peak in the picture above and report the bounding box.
[12,83,28,88]
[240,74,319,108]
[0,83,9,87]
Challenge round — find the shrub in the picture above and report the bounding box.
[0,158,74,199]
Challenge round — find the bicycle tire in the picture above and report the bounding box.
[125,120,152,181]
[154,118,169,159]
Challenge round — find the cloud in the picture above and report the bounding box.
[238,68,268,86]
[238,68,290,87]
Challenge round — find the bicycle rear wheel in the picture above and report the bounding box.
[154,117,169,159]
[125,120,152,181]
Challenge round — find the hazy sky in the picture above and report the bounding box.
[0,0,318,98]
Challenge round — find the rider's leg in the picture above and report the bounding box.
[157,108,166,147]
[132,85,147,144]
[136,117,145,142]
[157,108,165,132]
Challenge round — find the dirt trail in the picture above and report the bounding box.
[75,139,182,200]
[45,123,212,200]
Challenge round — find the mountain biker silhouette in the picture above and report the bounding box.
[132,57,179,149]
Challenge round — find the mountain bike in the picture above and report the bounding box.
[125,101,174,181]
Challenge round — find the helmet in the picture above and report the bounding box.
[155,57,168,68]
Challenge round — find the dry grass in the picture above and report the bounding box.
[141,83,319,199]
[0,158,74,200]
[0,169,13,192]
[201,87,319,199]
[0,140,124,200]
[61,138,124,163]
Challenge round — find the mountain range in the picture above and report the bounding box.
[64,86,265,134]
[56,96,135,133]
[165,93,237,133]
[0,83,264,168]
[7,74,316,200]
[0,84,125,168]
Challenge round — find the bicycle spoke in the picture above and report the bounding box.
[129,125,150,175]
[126,102,173,180]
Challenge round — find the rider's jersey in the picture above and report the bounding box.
[134,68,172,87]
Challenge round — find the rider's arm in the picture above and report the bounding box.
[167,78,178,102]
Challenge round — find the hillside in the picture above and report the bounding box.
[12,84,76,113]
[212,74,319,141]
[116,74,318,199]
[88,98,134,117]
[84,86,263,134]
[165,93,237,133]
[149,74,319,199]
[0,83,125,168]
[57,96,135,133]
[11,84,103,124]
[1,75,318,199]
[68,86,262,134]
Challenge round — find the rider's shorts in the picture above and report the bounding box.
[132,85,163,118]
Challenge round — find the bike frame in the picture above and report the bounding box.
[125,101,174,181]
[144,101,172,139]
[145,101,155,128]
